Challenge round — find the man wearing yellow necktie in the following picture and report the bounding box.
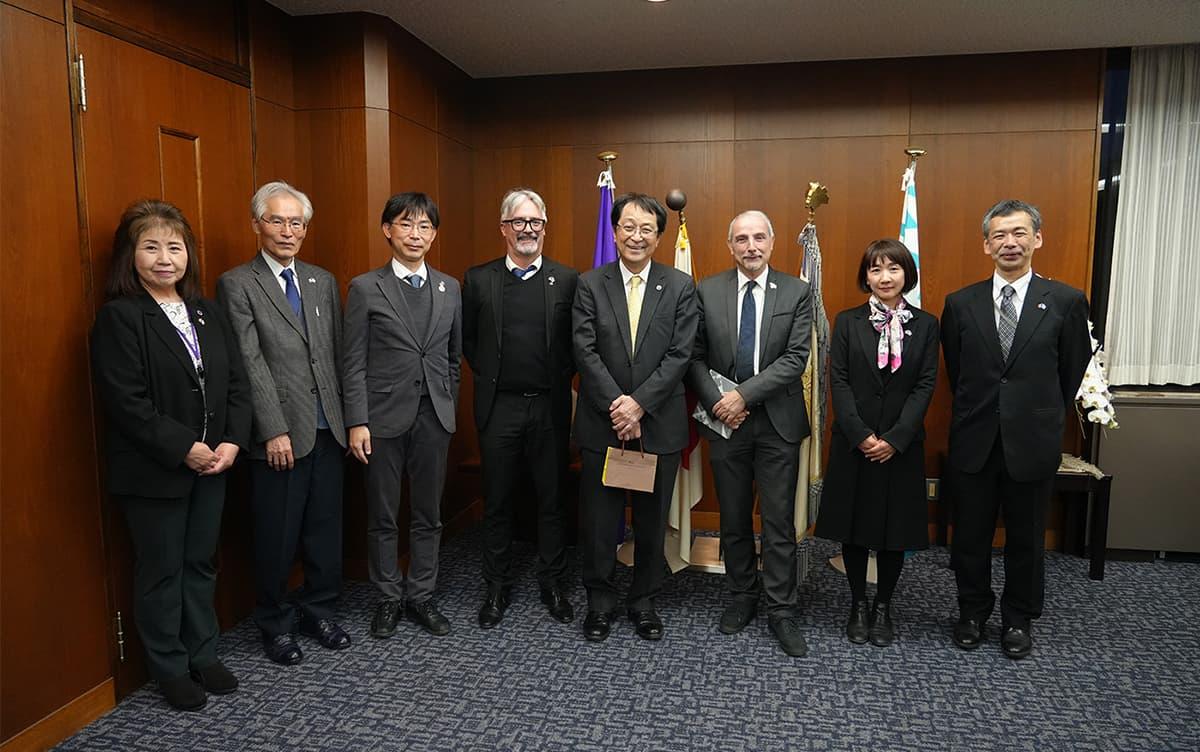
[572,192,699,643]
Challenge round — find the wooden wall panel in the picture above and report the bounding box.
[388,114,439,208]
[292,14,366,111]
[249,0,294,109]
[385,24,438,130]
[0,4,112,742]
[3,0,62,22]
[253,98,300,188]
[75,0,244,67]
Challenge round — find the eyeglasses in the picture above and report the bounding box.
[392,220,435,235]
[263,216,306,232]
[618,223,658,238]
[502,218,546,232]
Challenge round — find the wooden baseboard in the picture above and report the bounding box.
[343,497,485,581]
[1,679,114,752]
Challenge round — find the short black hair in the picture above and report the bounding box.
[105,199,202,302]
[856,239,919,294]
[611,192,667,235]
[381,192,440,228]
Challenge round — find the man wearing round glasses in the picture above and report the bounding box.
[462,188,580,630]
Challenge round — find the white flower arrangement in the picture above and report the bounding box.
[1076,320,1118,429]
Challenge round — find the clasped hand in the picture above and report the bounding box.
[185,441,240,475]
[858,434,896,462]
[609,394,644,442]
[712,389,750,430]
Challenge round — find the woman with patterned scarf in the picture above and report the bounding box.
[815,239,939,647]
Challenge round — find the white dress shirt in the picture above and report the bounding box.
[618,259,652,303]
[392,258,428,285]
[736,266,769,377]
[505,254,543,279]
[261,250,300,300]
[992,268,1033,329]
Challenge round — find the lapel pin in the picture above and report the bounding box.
[905,329,912,335]
[438,280,446,293]
[308,277,316,284]
[548,276,556,286]
[769,281,778,289]
[315,306,321,318]
[655,284,663,291]
[1037,302,1047,310]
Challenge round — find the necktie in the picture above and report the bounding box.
[735,280,757,382]
[628,275,643,350]
[407,274,424,289]
[281,268,304,326]
[998,284,1017,360]
[512,266,532,279]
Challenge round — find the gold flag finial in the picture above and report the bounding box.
[597,151,618,166]
[905,147,926,161]
[805,182,829,223]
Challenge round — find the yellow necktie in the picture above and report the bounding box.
[628,275,643,350]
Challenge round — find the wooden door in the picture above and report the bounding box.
[76,25,255,697]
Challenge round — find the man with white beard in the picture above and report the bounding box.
[461,188,580,629]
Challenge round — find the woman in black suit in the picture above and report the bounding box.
[815,239,938,647]
[90,200,250,710]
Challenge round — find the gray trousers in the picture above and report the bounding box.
[708,409,801,615]
[366,396,451,603]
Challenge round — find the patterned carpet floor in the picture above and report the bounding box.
[58,529,1200,751]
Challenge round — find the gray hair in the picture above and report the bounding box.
[251,181,314,223]
[982,199,1041,237]
[500,188,547,221]
[727,210,775,241]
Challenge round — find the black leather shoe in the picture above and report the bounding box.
[190,660,238,694]
[540,586,575,624]
[299,618,351,650]
[408,599,451,636]
[1001,626,1033,659]
[370,599,403,639]
[583,610,612,642]
[769,615,809,657]
[719,601,757,635]
[263,633,304,665]
[953,618,984,650]
[869,601,895,647]
[845,600,870,645]
[160,674,206,711]
[628,609,664,641]
[478,588,511,629]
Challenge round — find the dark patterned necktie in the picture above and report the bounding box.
[281,268,305,326]
[735,280,757,382]
[998,284,1017,360]
[406,274,423,289]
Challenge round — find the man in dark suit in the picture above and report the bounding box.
[573,192,698,642]
[942,199,1091,659]
[686,210,813,657]
[344,192,462,638]
[462,188,578,629]
[217,181,350,665]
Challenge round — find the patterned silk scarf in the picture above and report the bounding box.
[868,295,913,372]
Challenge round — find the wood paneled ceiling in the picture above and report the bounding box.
[268,0,1200,78]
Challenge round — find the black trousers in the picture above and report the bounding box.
[251,429,344,638]
[367,396,451,603]
[579,447,680,613]
[118,474,225,681]
[479,392,569,590]
[950,433,1052,629]
[708,409,801,616]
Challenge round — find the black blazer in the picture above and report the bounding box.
[828,303,939,454]
[686,268,813,444]
[90,293,251,498]
[572,260,698,455]
[941,274,1091,482]
[462,257,578,432]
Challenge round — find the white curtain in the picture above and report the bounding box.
[1106,45,1200,386]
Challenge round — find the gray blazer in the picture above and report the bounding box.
[686,268,813,444]
[216,254,346,460]
[343,263,462,438]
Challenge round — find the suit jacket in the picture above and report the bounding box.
[827,303,939,455]
[216,254,346,460]
[572,260,698,455]
[941,274,1091,482]
[343,263,462,438]
[686,268,813,444]
[90,293,252,498]
[462,256,578,431]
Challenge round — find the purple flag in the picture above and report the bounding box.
[593,168,617,268]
